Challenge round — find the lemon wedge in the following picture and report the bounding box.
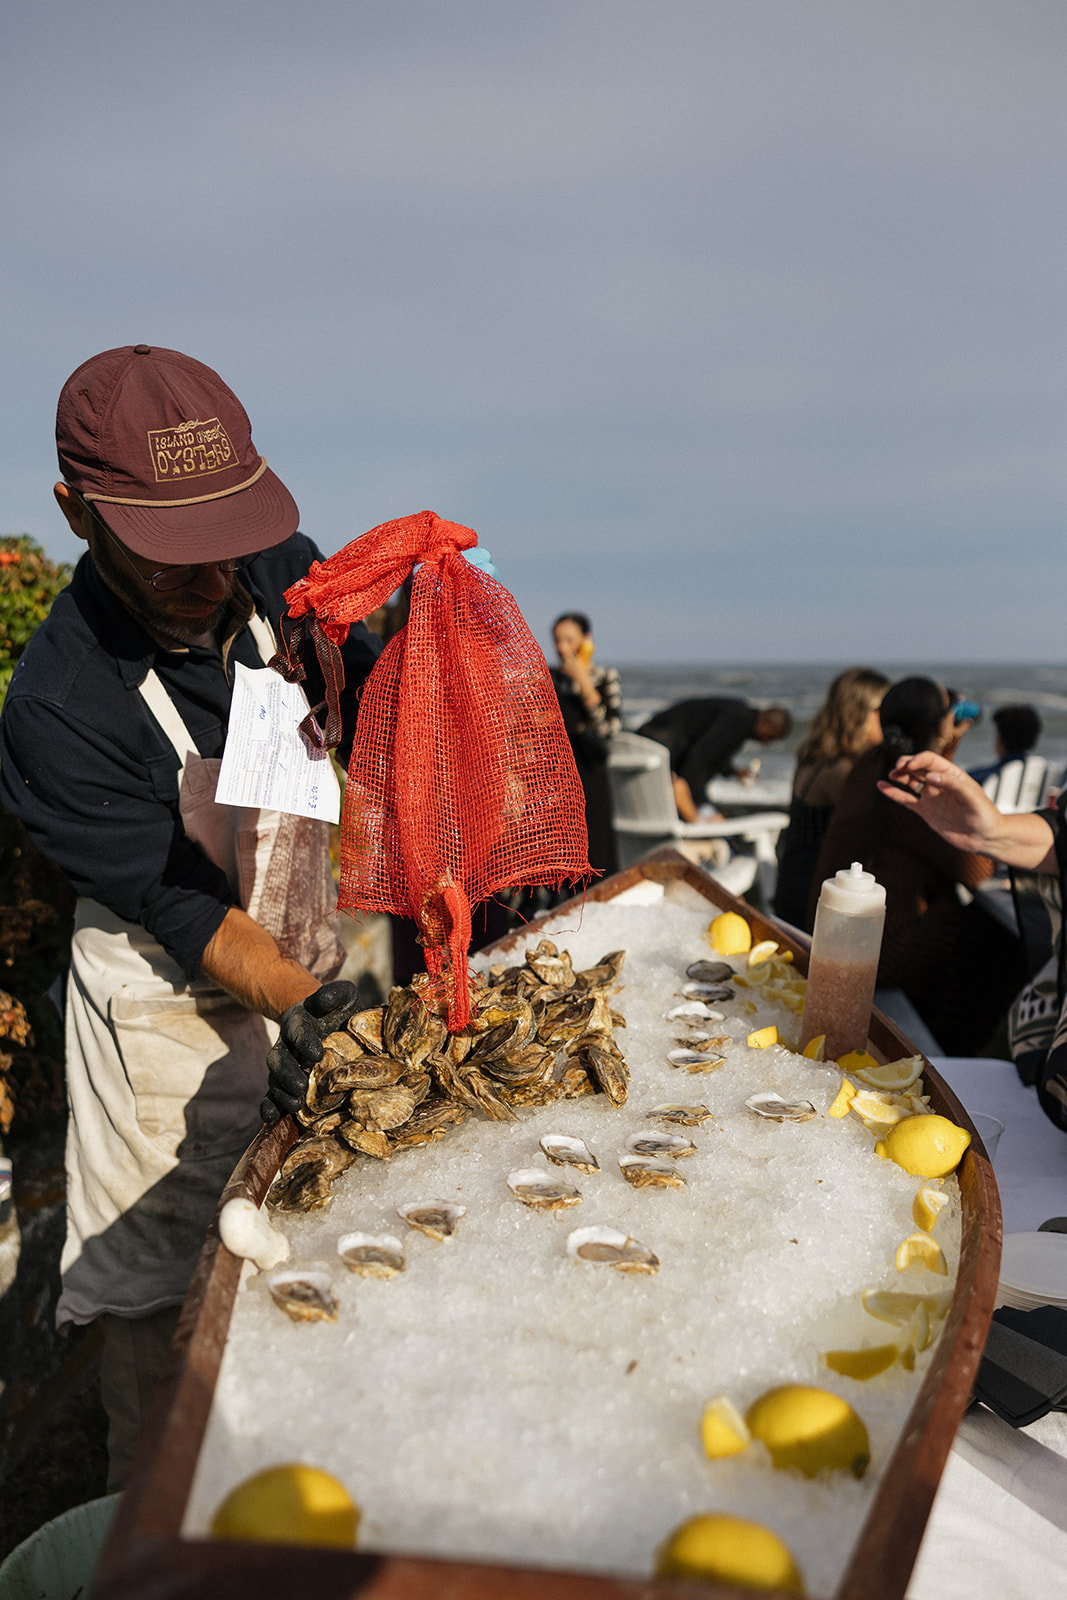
[913,1186,949,1232]
[745,1384,870,1478]
[850,1090,910,1134]
[708,911,752,954]
[700,1394,751,1458]
[211,1463,360,1547]
[748,940,779,967]
[861,1287,953,1325]
[896,1233,948,1275]
[875,1115,971,1177]
[838,1047,878,1075]
[655,1513,805,1594]
[823,1344,899,1380]
[802,1034,827,1062]
[827,1078,857,1118]
[851,1054,925,1093]
[747,1025,778,1048]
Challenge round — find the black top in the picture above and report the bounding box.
[636,697,759,797]
[0,535,380,980]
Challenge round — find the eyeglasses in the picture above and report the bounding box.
[94,512,260,593]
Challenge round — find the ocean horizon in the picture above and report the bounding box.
[612,661,1067,786]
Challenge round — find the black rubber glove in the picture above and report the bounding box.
[260,979,364,1125]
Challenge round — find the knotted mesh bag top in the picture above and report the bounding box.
[274,511,592,1028]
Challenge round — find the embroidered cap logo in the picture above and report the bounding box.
[148,417,238,484]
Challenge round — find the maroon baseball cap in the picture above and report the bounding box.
[56,345,299,563]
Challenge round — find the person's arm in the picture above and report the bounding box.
[878,750,1057,872]
[200,906,320,1021]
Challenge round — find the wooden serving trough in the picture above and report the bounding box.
[95,848,1001,1600]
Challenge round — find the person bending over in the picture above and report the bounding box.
[637,696,791,822]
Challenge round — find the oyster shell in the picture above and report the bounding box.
[507,1167,584,1210]
[581,1042,629,1107]
[745,1092,818,1122]
[397,1200,466,1239]
[665,1001,725,1022]
[627,1131,697,1159]
[667,1048,727,1074]
[539,1133,599,1172]
[324,1054,403,1093]
[270,1137,356,1211]
[267,1269,338,1323]
[566,1225,658,1274]
[573,950,626,991]
[646,1103,713,1125]
[619,1155,687,1190]
[346,1006,385,1052]
[346,1082,418,1131]
[390,1098,469,1148]
[337,1232,406,1278]
[680,981,735,1002]
[685,959,733,984]
[525,938,576,989]
[338,1122,392,1160]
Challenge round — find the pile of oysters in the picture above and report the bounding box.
[270,940,628,1213]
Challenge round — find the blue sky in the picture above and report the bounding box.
[3,2,1066,661]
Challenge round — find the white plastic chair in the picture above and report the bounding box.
[607,732,789,902]
[981,755,1049,814]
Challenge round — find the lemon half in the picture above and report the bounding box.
[875,1115,971,1178]
[656,1512,804,1594]
[211,1463,360,1548]
[746,1384,870,1478]
[708,911,752,954]
[747,1025,778,1049]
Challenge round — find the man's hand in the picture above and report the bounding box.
[261,979,364,1126]
[878,750,1057,872]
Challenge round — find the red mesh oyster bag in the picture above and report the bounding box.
[275,511,591,1029]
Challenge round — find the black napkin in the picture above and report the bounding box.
[973,1305,1067,1427]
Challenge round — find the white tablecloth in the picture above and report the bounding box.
[907,1058,1067,1599]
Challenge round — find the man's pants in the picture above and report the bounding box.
[98,1305,182,1491]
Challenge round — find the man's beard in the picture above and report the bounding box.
[90,540,235,645]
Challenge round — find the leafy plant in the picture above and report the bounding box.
[0,536,72,707]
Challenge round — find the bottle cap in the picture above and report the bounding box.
[818,861,886,915]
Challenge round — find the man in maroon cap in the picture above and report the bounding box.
[0,345,379,1484]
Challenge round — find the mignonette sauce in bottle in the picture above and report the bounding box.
[800,862,886,1061]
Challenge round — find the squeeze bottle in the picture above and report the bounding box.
[799,862,886,1061]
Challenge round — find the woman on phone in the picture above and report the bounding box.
[551,613,622,878]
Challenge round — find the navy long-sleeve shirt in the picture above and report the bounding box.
[0,534,379,980]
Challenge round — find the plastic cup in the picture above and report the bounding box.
[972,1113,1004,1161]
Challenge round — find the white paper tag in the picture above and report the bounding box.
[214,663,341,823]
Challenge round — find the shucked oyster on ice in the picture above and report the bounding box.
[646,1103,713,1125]
[337,1232,406,1278]
[665,1001,725,1023]
[397,1200,466,1240]
[745,1092,817,1122]
[626,1131,697,1159]
[267,1269,338,1323]
[667,1046,728,1072]
[539,1133,599,1172]
[507,1167,583,1210]
[619,1155,687,1191]
[566,1225,658,1274]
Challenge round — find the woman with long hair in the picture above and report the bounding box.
[774,667,889,929]
[550,612,621,879]
[813,676,1025,1054]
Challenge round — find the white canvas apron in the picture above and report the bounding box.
[58,613,344,1326]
